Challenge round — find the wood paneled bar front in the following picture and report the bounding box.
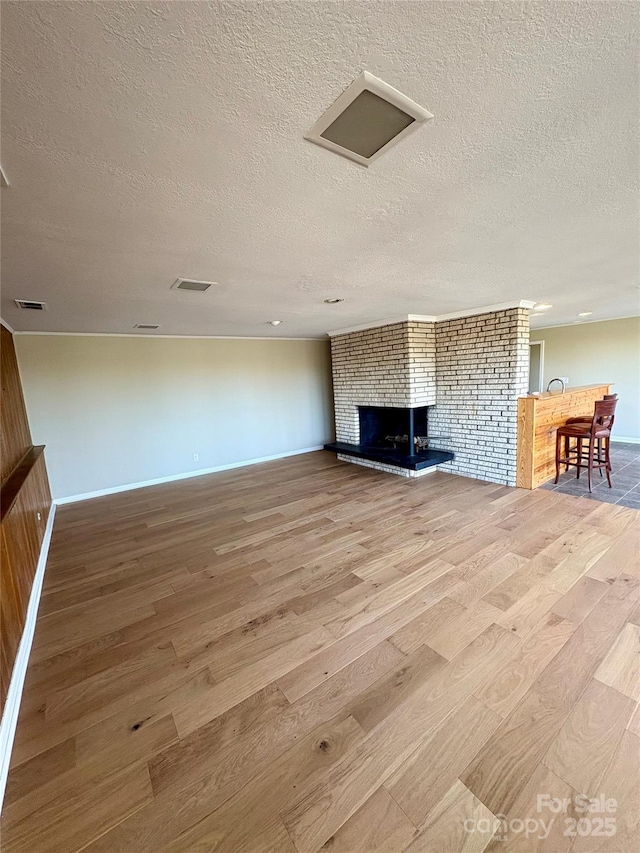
[0,325,52,711]
[516,383,612,489]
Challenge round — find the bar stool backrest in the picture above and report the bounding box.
[591,398,617,435]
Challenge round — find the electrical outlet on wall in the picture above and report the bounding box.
[193,453,199,462]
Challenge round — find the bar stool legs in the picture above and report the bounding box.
[605,437,612,488]
[577,437,582,479]
[554,430,613,493]
[554,399,616,494]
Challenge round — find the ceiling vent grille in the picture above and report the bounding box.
[134,324,160,330]
[305,72,433,167]
[15,299,46,310]
[171,278,216,292]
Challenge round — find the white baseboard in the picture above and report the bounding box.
[612,436,640,445]
[53,445,327,505]
[0,502,56,811]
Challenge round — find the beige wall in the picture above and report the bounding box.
[15,335,333,500]
[530,317,640,440]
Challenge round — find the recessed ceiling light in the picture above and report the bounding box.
[577,312,593,317]
[324,298,344,304]
[305,71,433,167]
[532,303,552,311]
[268,320,283,326]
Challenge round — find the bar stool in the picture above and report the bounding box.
[564,394,618,477]
[555,398,617,492]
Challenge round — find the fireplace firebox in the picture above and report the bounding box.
[324,405,454,472]
[359,405,429,456]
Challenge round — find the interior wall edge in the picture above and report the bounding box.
[53,445,326,505]
[0,502,56,812]
[15,334,334,499]
[530,316,640,440]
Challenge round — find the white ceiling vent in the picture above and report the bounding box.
[15,299,46,310]
[133,323,160,330]
[305,72,433,167]
[171,278,216,292]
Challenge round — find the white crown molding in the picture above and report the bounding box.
[328,301,536,337]
[0,317,16,334]
[531,313,640,332]
[327,315,437,337]
[12,331,324,342]
[406,314,439,322]
[434,300,536,322]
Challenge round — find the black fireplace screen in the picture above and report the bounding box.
[358,406,429,456]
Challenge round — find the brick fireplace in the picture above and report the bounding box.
[325,305,530,485]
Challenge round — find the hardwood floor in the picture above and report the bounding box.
[2,451,639,852]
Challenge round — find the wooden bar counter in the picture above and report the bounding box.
[516,384,612,489]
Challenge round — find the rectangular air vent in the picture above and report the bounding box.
[133,324,160,330]
[171,278,216,292]
[305,71,433,167]
[15,299,46,310]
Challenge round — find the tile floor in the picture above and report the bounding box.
[539,441,640,508]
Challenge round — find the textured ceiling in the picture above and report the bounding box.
[1,1,638,338]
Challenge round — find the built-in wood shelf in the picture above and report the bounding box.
[1,445,46,521]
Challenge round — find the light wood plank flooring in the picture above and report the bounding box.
[2,452,639,852]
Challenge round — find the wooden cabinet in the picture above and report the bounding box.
[516,384,612,489]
